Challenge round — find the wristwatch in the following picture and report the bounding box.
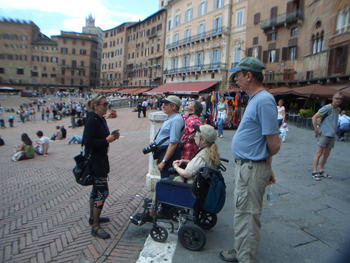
[162,159,167,163]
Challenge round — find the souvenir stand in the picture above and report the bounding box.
[206,85,248,129]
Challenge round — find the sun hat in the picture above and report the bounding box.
[160,96,181,107]
[228,57,265,73]
[193,124,217,143]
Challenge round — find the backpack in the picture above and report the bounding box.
[320,104,333,123]
[202,172,226,214]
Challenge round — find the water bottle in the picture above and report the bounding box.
[267,184,275,206]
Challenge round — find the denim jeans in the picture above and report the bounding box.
[217,111,226,136]
[68,136,82,144]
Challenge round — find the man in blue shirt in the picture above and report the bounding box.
[220,57,280,263]
[312,92,343,180]
[337,110,350,141]
[155,95,184,179]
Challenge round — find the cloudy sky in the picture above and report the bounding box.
[0,0,160,37]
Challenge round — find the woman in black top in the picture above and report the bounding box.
[83,94,120,239]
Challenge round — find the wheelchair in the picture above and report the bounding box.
[130,158,228,251]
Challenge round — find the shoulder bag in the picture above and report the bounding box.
[73,142,93,186]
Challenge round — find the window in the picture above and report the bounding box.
[21,45,27,49]
[289,47,297,60]
[81,61,84,67]
[62,59,66,65]
[182,55,190,69]
[253,37,258,45]
[236,10,243,26]
[312,32,324,54]
[146,48,149,56]
[234,46,241,64]
[254,13,260,24]
[213,17,222,33]
[252,47,260,59]
[198,23,205,38]
[198,1,207,17]
[71,70,75,76]
[195,52,204,68]
[20,35,27,41]
[42,46,48,50]
[33,46,39,50]
[61,48,68,54]
[51,74,56,78]
[173,33,179,44]
[71,79,74,85]
[52,47,57,51]
[168,20,171,30]
[184,28,191,41]
[32,72,38,77]
[17,68,23,74]
[291,27,297,37]
[42,56,49,62]
[0,68,4,74]
[267,32,276,42]
[12,34,18,40]
[51,57,58,63]
[3,34,9,39]
[211,49,221,67]
[20,55,27,61]
[268,50,276,63]
[72,48,76,54]
[175,15,180,27]
[80,49,86,55]
[157,43,160,52]
[185,8,193,23]
[42,73,48,77]
[32,56,39,61]
[72,60,76,68]
[171,58,178,69]
[11,44,18,48]
[213,0,223,10]
[52,67,55,71]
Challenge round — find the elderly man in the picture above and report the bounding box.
[337,110,350,141]
[312,92,343,180]
[220,57,280,263]
[155,95,184,179]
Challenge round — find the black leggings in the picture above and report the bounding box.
[90,178,109,209]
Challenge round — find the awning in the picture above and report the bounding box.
[118,88,143,94]
[327,84,350,98]
[131,88,151,94]
[91,88,120,93]
[220,87,244,93]
[144,81,219,95]
[268,86,294,96]
[0,85,25,91]
[292,84,337,98]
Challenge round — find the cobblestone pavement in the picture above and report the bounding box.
[0,96,153,263]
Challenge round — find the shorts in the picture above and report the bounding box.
[317,135,335,148]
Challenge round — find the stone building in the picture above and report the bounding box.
[100,23,134,90]
[158,0,248,93]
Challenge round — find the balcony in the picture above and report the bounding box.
[260,11,303,31]
[166,27,229,50]
[164,63,227,75]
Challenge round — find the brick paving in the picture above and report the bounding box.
[0,96,154,263]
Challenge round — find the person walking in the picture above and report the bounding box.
[83,94,120,239]
[277,99,285,128]
[220,57,280,263]
[142,99,148,118]
[217,96,229,138]
[311,92,343,181]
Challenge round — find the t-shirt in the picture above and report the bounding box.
[277,106,285,120]
[181,98,187,106]
[218,101,228,112]
[39,136,50,154]
[338,115,350,131]
[55,130,63,140]
[24,145,34,158]
[156,112,184,146]
[318,104,340,138]
[201,102,207,116]
[231,90,279,161]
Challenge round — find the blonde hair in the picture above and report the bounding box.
[86,94,105,112]
[200,135,220,167]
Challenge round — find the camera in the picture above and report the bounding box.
[142,141,158,155]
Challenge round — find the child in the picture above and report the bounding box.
[279,123,288,142]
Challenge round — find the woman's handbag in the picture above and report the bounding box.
[73,146,93,186]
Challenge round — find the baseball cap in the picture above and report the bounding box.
[160,95,181,107]
[193,124,217,143]
[228,57,265,73]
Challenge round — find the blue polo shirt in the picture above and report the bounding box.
[156,112,184,146]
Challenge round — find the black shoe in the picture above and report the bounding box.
[89,217,110,225]
[91,227,110,239]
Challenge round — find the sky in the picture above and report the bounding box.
[0,0,160,37]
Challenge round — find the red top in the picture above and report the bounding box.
[181,114,202,160]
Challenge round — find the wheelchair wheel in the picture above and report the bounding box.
[178,225,206,251]
[150,225,168,243]
[197,211,217,229]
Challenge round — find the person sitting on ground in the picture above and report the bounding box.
[76,116,85,127]
[68,135,82,144]
[14,133,35,160]
[51,126,63,140]
[61,125,67,139]
[107,109,117,118]
[337,110,350,141]
[0,135,4,146]
[148,124,220,218]
[35,131,49,156]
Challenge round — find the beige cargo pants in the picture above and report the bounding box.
[233,160,271,263]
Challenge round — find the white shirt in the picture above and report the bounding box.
[39,136,50,154]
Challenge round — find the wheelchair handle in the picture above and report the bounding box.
[219,157,229,163]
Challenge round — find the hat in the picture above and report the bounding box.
[282,123,287,128]
[193,124,217,143]
[228,57,265,73]
[160,96,181,107]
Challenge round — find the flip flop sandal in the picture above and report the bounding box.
[312,172,321,181]
[319,171,331,179]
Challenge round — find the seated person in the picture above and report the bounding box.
[14,133,35,160]
[60,125,67,139]
[149,124,220,217]
[337,110,350,141]
[35,131,49,156]
[76,117,85,127]
[68,135,82,144]
[51,126,63,140]
[0,135,5,146]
